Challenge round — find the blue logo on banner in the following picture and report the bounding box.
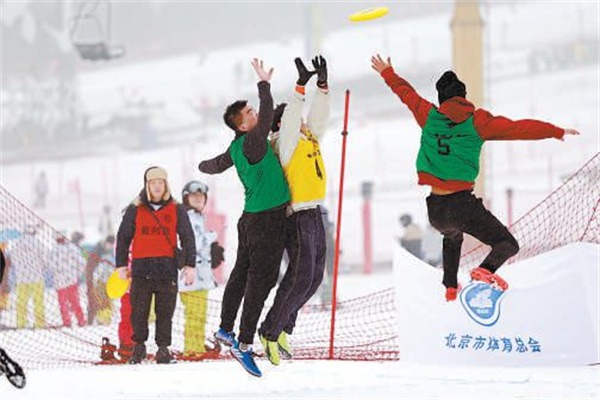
[460,282,506,326]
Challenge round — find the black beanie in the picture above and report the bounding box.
[271,103,287,133]
[436,71,466,105]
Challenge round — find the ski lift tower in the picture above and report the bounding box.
[70,1,125,61]
[452,0,484,199]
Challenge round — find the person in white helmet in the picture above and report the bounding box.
[178,180,224,360]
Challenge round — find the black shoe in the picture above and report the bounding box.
[128,343,147,364]
[155,346,176,364]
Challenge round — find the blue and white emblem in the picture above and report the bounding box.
[459,282,506,326]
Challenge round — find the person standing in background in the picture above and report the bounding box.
[397,213,424,260]
[48,233,86,327]
[70,231,85,247]
[85,234,115,325]
[12,225,47,328]
[115,166,196,364]
[98,205,113,238]
[318,208,336,305]
[178,180,225,360]
[33,171,48,209]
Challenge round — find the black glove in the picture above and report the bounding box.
[295,57,316,86]
[210,242,225,269]
[312,55,328,89]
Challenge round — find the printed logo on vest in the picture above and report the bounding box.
[459,282,506,326]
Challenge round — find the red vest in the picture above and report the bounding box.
[132,202,177,259]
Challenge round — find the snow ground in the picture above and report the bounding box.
[1,359,598,400]
[1,265,598,400]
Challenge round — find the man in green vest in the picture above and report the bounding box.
[371,54,579,302]
[198,58,290,377]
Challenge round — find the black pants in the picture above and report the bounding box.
[130,276,178,347]
[426,190,519,288]
[219,206,287,345]
[260,207,326,341]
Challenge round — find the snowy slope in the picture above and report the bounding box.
[1,360,598,400]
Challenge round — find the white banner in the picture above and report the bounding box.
[393,242,599,366]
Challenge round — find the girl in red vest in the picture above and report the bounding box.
[115,166,196,364]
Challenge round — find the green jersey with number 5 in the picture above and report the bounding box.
[416,108,484,183]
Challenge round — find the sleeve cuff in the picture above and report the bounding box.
[380,66,395,79]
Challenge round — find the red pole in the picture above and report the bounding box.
[328,89,350,360]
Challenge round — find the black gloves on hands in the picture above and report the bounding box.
[295,57,316,86]
[210,242,225,269]
[312,55,328,89]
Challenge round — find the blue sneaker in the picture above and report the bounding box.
[230,343,262,377]
[214,328,237,347]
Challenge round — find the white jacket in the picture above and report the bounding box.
[11,234,47,285]
[178,210,217,292]
[273,87,330,212]
[48,242,86,289]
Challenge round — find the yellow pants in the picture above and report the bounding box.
[16,282,46,329]
[179,290,208,354]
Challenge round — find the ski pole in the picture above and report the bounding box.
[328,89,350,360]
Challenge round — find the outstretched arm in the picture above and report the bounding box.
[307,89,330,142]
[277,88,304,167]
[276,57,317,166]
[474,109,580,141]
[198,151,233,174]
[371,54,433,128]
[243,58,274,165]
[307,55,330,141]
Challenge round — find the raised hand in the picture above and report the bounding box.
[251,58,274,82]
[312,55,328,88]
[371,54,393,74]
[294,57,316,86]
[558,128,581,141]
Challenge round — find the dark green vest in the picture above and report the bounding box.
[229,136,290,212]
[416,108,483,182]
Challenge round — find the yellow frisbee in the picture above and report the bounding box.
[106,270,130,299]
[349,7,389,22]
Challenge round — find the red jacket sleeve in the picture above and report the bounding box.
[380,67,433,128]
[473,109,564,141]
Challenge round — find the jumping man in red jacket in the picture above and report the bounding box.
[371,54,579,301]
